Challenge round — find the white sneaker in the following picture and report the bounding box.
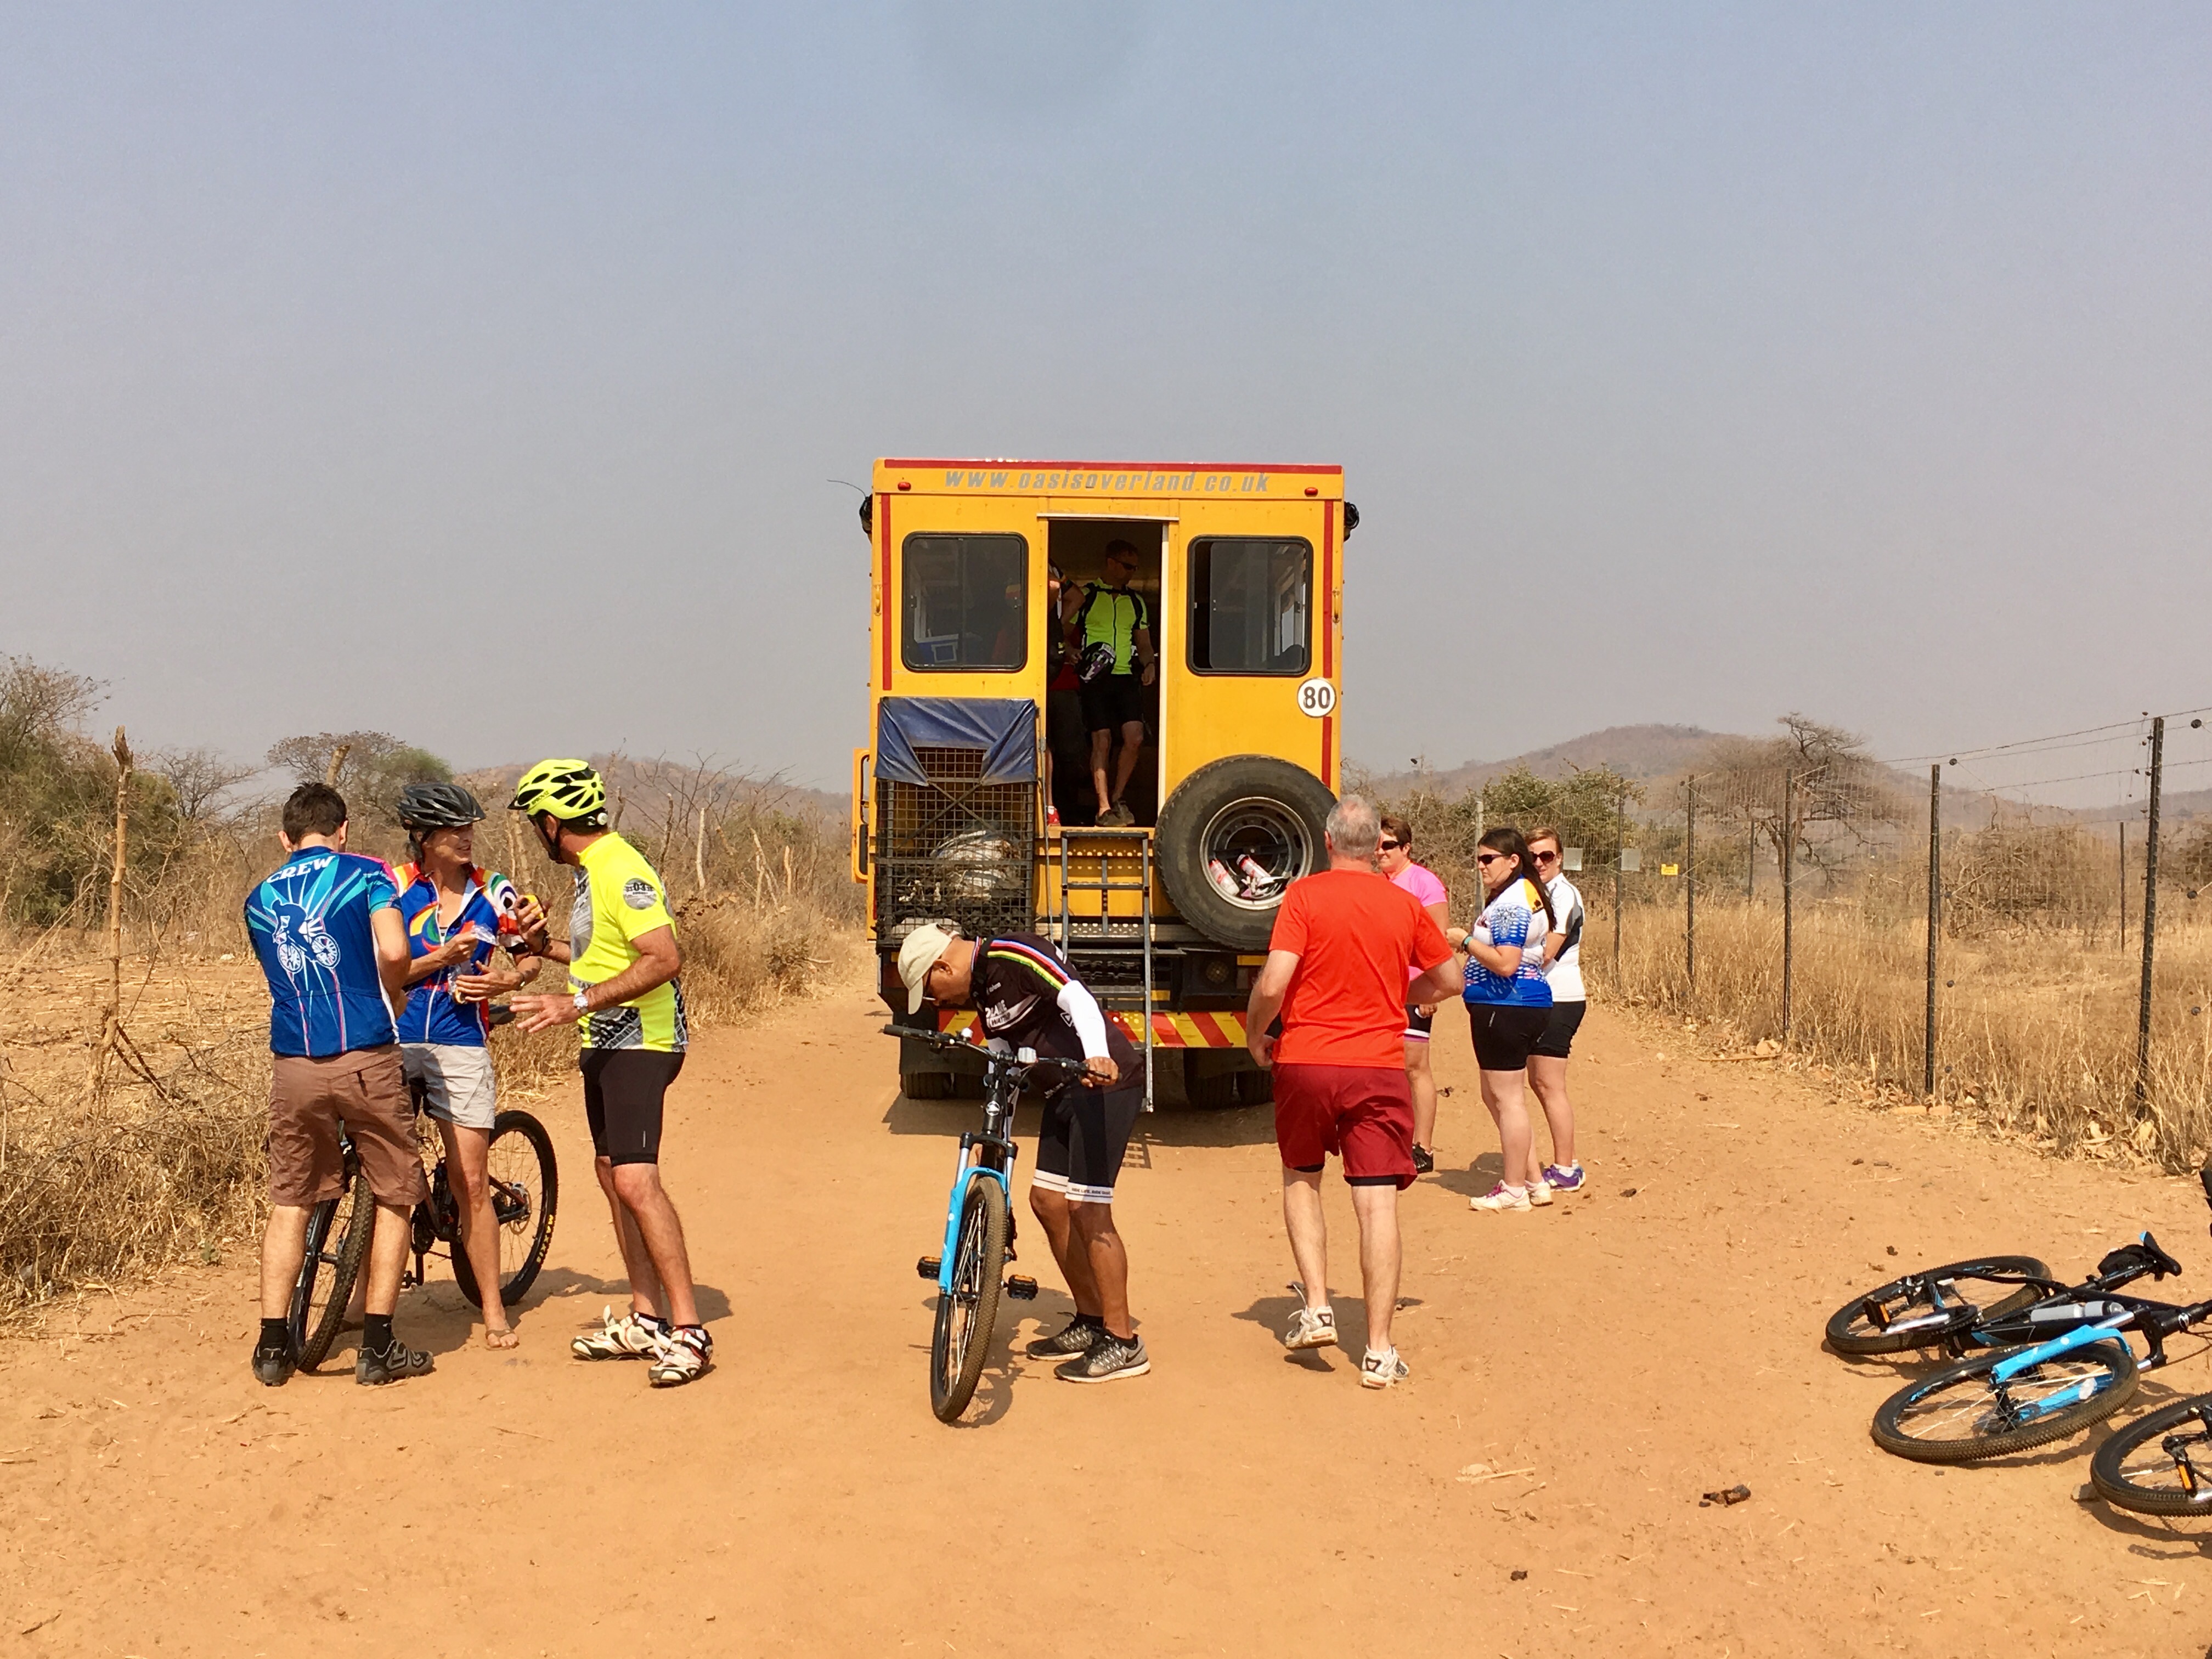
[1283,1305,1339,1350]
[1469,1182,1533,1213]
[572,1305,664,1361]
[647,1325,713,1387]
[1528,1178,1554,1207]
[1360,1347,1409,1389]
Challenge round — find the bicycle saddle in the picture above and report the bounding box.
[2099,1233,2183,1282]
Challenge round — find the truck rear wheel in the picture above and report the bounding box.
[1156,756,1336,951]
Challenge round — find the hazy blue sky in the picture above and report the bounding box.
[5,4,2209,797]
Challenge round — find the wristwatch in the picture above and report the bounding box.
[572,989,591,1017]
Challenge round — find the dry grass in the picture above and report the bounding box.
[0,794,861,1328]
[1593,894,2212,1173]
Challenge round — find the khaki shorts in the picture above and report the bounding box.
[401,1043,497,1131]
[267,1046,429,1209]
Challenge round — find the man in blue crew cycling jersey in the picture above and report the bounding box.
[243,782,435,1388]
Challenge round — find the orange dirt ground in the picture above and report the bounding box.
[6,977,2212,1656]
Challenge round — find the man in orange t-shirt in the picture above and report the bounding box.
[1246,795,1458,1389]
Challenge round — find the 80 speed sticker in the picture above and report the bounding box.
[1295,678,1336,718]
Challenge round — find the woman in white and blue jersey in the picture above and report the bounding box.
[1454,827,1556,1214]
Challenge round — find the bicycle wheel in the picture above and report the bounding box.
[929,1177,1008,1424]
[1870,1339,2138,1463]
[450,1110,560,1310]
[1825,1255,2051,1356]
[2090,1395,2212,1516]
[290,1151,375,1370]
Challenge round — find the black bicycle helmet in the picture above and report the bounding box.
[395,782,486,831]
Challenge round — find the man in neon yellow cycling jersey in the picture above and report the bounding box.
[507,759,710,1387]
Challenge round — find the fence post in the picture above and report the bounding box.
[1781,769,1794,1042]
[1684,775,1696,998]
[2119,820,2128,949]
[1612,779,1626,981]
[92,727,134,1090]
[2136,716,2164,1110]
[1925,764,1939,1099]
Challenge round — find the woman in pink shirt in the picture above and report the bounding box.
[1378,815,1451,1173]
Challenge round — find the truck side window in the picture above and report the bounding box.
[1187,538,1311,676]
[902,534,1029,671]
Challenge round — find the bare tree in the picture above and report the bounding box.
[150,746,254,823]
[1700,713,1908,882]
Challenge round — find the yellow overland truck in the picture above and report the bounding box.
[852,457,1355,1106]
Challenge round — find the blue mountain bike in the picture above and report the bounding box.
[893,1026,1086,1423]
[1868,1232,2212,1464]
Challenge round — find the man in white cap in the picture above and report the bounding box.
[896,923,1149,1383]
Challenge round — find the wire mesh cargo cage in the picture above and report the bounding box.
[874,697,1039,941]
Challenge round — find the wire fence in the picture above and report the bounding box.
[1378,709,2212,1172]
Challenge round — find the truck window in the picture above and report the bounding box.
[902,534,1028,671]
[1187,538,1311,676]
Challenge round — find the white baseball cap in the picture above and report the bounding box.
[896,924,958,1014]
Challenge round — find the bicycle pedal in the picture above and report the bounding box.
[917,1256,942,1281]
[1005,1276,1039,1301]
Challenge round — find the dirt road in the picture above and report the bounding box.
[6,980,2211,1656]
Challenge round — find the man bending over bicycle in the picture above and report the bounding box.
[898,924,1150,1384]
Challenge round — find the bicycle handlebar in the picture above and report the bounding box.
[883,1025,1098,1082]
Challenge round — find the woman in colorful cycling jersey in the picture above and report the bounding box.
[392,783,543,1347]
[1454,827,1556,1215]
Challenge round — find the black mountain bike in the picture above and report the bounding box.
[289,1051,558,1370]
[894,1025,1087,1423]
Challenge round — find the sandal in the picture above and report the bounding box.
[484,1326,520,1350]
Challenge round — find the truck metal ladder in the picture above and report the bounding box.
[1052,827,1155,1111]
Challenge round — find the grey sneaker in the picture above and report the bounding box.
[356,1338,435,1386]
[1025,1318,1101,1360]
[1057,1332,1150,1383]
[1359,1347,1409,1389]
[1283,1305,1338,1350]
[251,1334,298,1387]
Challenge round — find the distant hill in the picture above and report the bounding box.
[1358,724,1734,797]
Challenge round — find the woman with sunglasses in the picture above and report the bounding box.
[1521,828,1585,1195]
[1454,827,1557,1213]
[1375,815,1450,1174]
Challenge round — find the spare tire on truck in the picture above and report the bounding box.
[1155,755,1336,952]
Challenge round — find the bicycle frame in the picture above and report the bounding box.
[1975,1295,2212,1429]
[931,1073,1021,1297]
[896,1026,1087,1296]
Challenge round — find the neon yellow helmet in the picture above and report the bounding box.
[509,758,608,822]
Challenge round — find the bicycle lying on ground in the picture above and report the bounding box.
[893,1025,1087,1424]
[1830,1169,2212,1465]
[289,1027,558,1369]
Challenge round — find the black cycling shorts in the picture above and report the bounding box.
[581,1048,685,1166]
[1077,672,1145,735]
[1466,1003,1550,1072]
[1403,1003,1435,1041]
[1531,1001,1586,1060]
[1032,1082,1144,1205]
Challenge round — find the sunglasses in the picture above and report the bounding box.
[1533,850,1560,864]
[1376,839,1402,851]
[1475,853,1509,867]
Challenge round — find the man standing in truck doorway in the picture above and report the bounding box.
[1074,539,1156,827]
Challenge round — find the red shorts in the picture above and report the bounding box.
[1270,1064,1416,1189]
